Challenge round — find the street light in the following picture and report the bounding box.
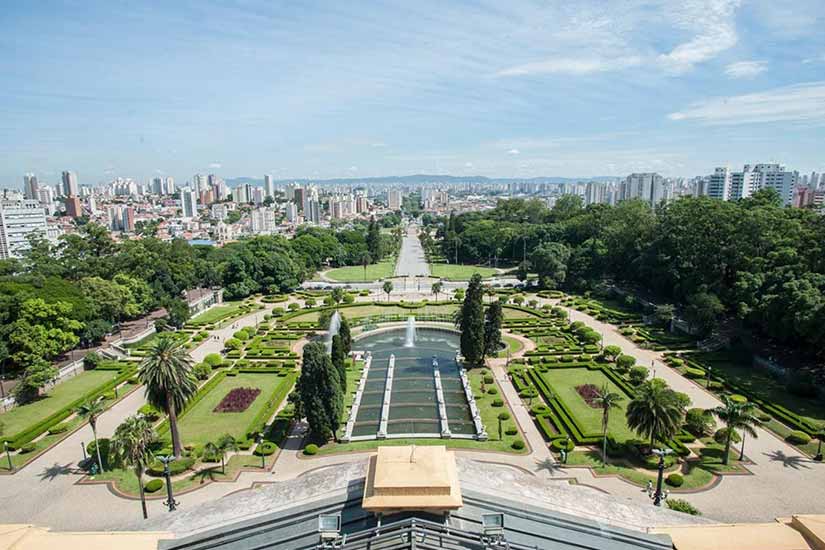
[157,455,178,512]
[257,433,266,469]
[706,365,713,389]
[647,448,673,506]
[318,514,343,548]
[481,513,506,546]
[4,441,12,472]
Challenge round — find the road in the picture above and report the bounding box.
[394,224,430,277]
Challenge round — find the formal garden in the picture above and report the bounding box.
[184,299,264,330]
[0,360,139,472]
[322,258,397,282]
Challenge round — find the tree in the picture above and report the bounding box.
[366,216,382,261]
[163,297,190,329]
[431,281,443,301]
[457,274,485,367]
[615,354,636,372]
[8,298,81,366]
[360,252,372,281]
[331,335,346,389]
[110,414,156,519]
[626,379,686,448]
[12,359,57,403]
[516,260,530,282]
[592,384,623,464]
[382,280,393,302]
[205,433,238,474]
[710,396,760,464]
[684,408,713,437]
[629,366,649,385]
[530,242,571,289]
[482,302,503,361]
[653,304,675,328]
[685,292,724,336]
[77,398,107,472]
[138,334,197,457]
[603,345,622,363]
[297,342,343,442]
[338,316,352,356]
[331,287,344,305]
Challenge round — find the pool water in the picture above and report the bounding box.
[352,327,475,437]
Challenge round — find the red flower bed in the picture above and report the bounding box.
[576,384,601,408]
[214,387,261,413]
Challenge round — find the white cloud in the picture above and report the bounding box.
[507,148,520,155]
[348,165,358,172]
[668,82,825,124]
[725,61,767,78]
[497,55,642,76]
[209,162,222,169]
[657,0,741,73]
[464,162,473,168]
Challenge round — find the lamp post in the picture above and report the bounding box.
[706,366,713,389]
[815,431,824,462]
[4,441,12,472]
[647,448,672,506]
[81,441,88,462]
[158,455,178,512]
[257,433,266,469]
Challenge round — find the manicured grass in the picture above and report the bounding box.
[502,307,542,319]
[170,373,290,446]
[430,263,498,280]
[496,335,524,357]
[566,450,714,490]
[189,301,251,326]
[0,370,119,436]
[325,259,396,282]
[690,352,825,426]
[538,367,637,443]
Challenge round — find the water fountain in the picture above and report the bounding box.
[326,310,341,353]
[404,316,417,348]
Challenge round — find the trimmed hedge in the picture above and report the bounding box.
[303,444,319,455]
[147,456,195,477]
[786,430,812,445]
[144,479,164,493]
[254,441,277,456]
[511,439,525,450]
[666,473,684,487]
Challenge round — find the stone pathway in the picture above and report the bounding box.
[394,223,430,277]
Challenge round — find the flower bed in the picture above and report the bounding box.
[576,384,601,408]
[213,387,262,413]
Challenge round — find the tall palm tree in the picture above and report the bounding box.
[138,334,197,458]
[626,379,685,449]
[205,434,239,474]
[77,398,106,472]
[431,281,443,302]
[710,396,760,465]
[111,415,156,519]
[592,384,623,465]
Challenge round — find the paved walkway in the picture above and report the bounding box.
[394,224,430,277]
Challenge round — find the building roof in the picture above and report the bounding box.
[362,446,463,512]
[655,516,825,550]
[0,525,171,550]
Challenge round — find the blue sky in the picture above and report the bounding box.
[2,0,825,186]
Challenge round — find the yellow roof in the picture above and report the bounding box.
[363,445,463,512]
[655,522,813,550]
[0,525,172,550]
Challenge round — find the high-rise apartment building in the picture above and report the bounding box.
[250,208,276,234]
[264,175,274,198]
[293,187,305,212]
[181,187,199,218]
[193,174,208,194]
[23,173,39,200]
[0,200,49,259]
[61,171,79,197]
[166,177,176,195]
[619,173,667,206]
[707,164,799,205]
[305,199,321,224]
[707,168,731,201]
[64,196,83,218]
[388,189,403,209]
[285,202,298,222]
[122,207,135,232]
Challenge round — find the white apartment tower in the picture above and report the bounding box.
[23,174,39,200]
[61,171,79,197]
[0,200,49,259]
[264,175,274,199]
[181,187,199,218]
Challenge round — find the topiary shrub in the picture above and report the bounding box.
[204,353,223,367]
[486,387,498,395]
[497,411,511,422]
[666,473,684,487]
[756,411,772,422]
[551,438,574,452]
[729,394,747,404]
[786,431,812,445]
[18,443,37,454]
[303,444,319,455]
[483,375,494,384]
[491,399,504,407]
[684,408,712,437]
[511,439,525,450]
[138,404,161,421]
[531,403,550,415]
[667,499,701,515]
[683,366,706,379]
[254,441,277,456]
[505,426,518,436]
[48,422,70,435]
[144,479,164,493]
[147,456,195,477]
[629,366,649,385]
[642,452,676,470]
[616,354,636,372]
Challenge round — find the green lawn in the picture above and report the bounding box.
[502,307,542,319]
[325,259,396,282]
[496,335,524,357]
[0,370,119,436]
[189,301,248,325]
[538,367,637,443]
[430,263,498,280]
[170,373,290,446]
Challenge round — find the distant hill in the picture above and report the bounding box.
[225,174,617,188]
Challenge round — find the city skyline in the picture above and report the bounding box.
[3,1,825,184]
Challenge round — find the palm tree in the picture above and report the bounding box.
[592,384,623,465]
[383,281,393,302]
[138,334,197,458]
[626,379,685,449]
[431,281,443,302]
[111,415,156,519]
[205,434,239,474]
[77,398,107,472]
[710,396,760,464]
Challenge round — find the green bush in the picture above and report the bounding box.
[491,399,504,407]
[505,426,518,436]
[497,412,511,422]
[254,441,277,456]
[138,404,161,421]
[19,443,37,454]
[147,456,195,477]
[729,394,747,404]
[684,408,712,437]
[483,375,494,384]
[144,479,164,493]
[616,354,636,371]
[683,366,706,379]
[666,473,684,487]
[531,403,550,415]
[786,430,812,445]
[714,427,741,445]
[204,353,223,367]
[667,499,700,515]
[511,439,525,450]
[47,422,70,435]
[642,453,676,470]
[486,387,498,395]
[629,366,649,385]
[551,438,574,452]
[303,444,319,455]
[756,411,772,422]
[86,438,111,469]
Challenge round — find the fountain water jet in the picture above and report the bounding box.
[326,310,341,353]
[404,316,417,348]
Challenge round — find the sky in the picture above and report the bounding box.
[2,0,825,186]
